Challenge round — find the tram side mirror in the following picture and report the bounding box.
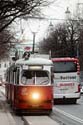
[12,57,16,61]
[12,56,18,61]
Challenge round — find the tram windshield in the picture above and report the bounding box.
[21,70,49,85]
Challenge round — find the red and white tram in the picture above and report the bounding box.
[5,55,53,114]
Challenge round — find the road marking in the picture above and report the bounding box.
[54,107,83,124]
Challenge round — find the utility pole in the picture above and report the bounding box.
[32,32,37,54]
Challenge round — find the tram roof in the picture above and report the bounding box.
[15,57,53,66]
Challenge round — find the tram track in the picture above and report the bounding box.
[9,106,60,125]
[10,112,60,125]
[22,115,59,125]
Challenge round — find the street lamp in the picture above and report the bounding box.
[76,41,79,58]
[65,7,71,20]
[49,22,53,31]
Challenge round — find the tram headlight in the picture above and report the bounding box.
[32,92,40,100]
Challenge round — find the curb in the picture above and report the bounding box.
[22,116,29,125]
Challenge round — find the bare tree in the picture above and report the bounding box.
[39,19,83,69]
[0,0,51,32]
[0,29,15,59]
[39,20,82,57]
[0,0,54,59]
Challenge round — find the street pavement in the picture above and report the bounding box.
[0,112,16,125]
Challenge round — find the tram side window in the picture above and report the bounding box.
[6,71,9,82]
[14,69,19,84]
[12,71,14,84]
[14,72,17,84]
[10,71,12,83]
[10,71,14,83]
[8,71,10,83]
[6,70,10,83]
[17,69,19,84]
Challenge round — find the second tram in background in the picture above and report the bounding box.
[52,57,81,104]
[5,53,53,114]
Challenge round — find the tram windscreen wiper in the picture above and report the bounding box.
[39,79,49,85]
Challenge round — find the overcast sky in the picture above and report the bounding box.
[16,0,83,44]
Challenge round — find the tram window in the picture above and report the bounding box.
[17,69,19,84]
[15,72,17,84]
[8,71,10,83]
[6,72,8,82]
[13,67,18,84]
[10,71,13,83]
[36,71,49,85]
[12,72,14,83]
[21,70,49,85]
[14,69,19,84]
[21,70,33,84]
